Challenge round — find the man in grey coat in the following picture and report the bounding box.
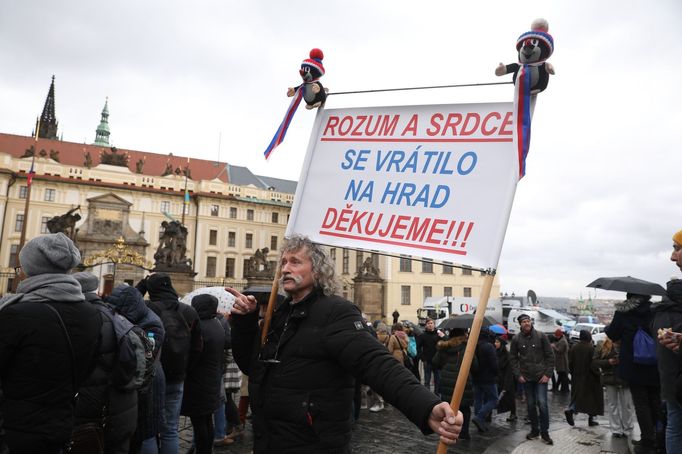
[510,314,555,445]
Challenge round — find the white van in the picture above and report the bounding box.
[507,308,573,336]
[569,323,606,344]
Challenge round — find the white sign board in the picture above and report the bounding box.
[287,102,519,270]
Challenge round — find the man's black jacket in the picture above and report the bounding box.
[231,289,441,454]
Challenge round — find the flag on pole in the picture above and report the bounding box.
[514,64,535,178]
[263,87,304,159]
[26,155,36,186]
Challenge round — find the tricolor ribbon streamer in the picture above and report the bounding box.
[263,87,304,159]
[514,64,536,178]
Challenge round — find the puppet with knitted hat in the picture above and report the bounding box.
[495,18,555,94]
[287,48,328,109]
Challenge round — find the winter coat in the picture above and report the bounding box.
[496,344,516,413]
[0,273,101,453]
[105,285,165,443]
[181,296,228,417]
[231,289,441,454]
[509,327,554,382]
[472,331,498,385]
[387,333,408,363]
[432,336,475,406]
[592,341,627,387]
[74,293,138,454]
[146,276,202,384]
[553,336,569,372]
[605,297,660,387]
[568,341,603,416]
[652,279,682,400]
[417,329,440,363]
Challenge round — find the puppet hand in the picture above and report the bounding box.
[546,62,555,75]
[287,87,295,97]
[495,63,507,76]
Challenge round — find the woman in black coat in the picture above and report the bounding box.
[181,294,228,454]
[495,337,517,421]
[432,329,475,439]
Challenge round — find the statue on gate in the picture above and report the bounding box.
[154,220,191,270]
[46,206,81,241]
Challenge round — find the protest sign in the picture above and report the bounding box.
[286,102,519,270]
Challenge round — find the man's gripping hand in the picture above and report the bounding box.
[428,402,463,445]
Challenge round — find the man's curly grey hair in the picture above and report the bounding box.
[280,235,339,297]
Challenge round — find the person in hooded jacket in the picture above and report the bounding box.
[432,328,474,440]
[144,273,202,454]
[181,294,228,454]
[105,284,165,454]
[0,233,101,454]
[71,273,139,454]
[471,327,498,432]
[495,336,517,422]
[564,330,603,427]
[606,294,662,454]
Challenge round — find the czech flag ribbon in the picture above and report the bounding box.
[514,64,535,178]
[263,87,304,160]
[26,155,36,186]
[184,188,190,205]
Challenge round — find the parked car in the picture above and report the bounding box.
[569,323,606,344]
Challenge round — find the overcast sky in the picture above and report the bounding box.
[1,0,680,298]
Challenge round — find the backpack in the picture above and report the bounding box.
[107,310,155,391]
[149,300,191,382]
[633,326,657,365]
[407,336,417,358]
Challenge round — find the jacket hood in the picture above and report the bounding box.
[105,285,148,323]
[438,335,466,349]
[665,279,682,304]
[615,297,651,314]
[191,293,219,319]
[146,273,179,302]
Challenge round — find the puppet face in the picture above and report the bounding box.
[518,37,544,63]
[299,64,322,82]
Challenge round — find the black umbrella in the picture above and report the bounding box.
[586,276,666,296]
[438,314,497,331]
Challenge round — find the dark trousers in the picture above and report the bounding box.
[629,384,661,444]
[556,371,570,392]
[190,414,214,454]
[226,392,240,431]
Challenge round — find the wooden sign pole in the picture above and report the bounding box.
[436,271,495,454]
[260,266,282,346]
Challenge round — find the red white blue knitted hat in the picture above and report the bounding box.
[301,48,325,75]
[516,18,554,57]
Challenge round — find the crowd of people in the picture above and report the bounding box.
[0,228,681,454]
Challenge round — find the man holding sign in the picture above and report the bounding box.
[229,235,462,453]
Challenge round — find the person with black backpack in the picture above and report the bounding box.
[72,273,145,454]
[144,273,202,454]
[606,294,662,454]
[105,284,165,454]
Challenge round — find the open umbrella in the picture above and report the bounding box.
[489,324,508,336]
[586,276,666,296]
[181,286,235,313]
[437,314,496,331]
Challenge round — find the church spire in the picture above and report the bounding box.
[93,97,111,146]
[35,75,59,140]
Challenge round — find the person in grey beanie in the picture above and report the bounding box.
[0,233,101,454]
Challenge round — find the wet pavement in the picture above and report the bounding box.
[180,389,633,453]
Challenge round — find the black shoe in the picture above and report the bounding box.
[506,414,518,422]
[541,433,554,445]
[526,431,540,440]
[588,416,599,427]
[564,409,575,426]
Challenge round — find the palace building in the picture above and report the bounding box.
[0,77,498,322]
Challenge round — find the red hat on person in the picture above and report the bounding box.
[555,328,563,338]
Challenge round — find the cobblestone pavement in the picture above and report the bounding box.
[179,389,632,453]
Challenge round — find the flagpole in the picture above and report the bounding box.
[13,126,39,291]
[181,157,190,226]
[436,271,495,454]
